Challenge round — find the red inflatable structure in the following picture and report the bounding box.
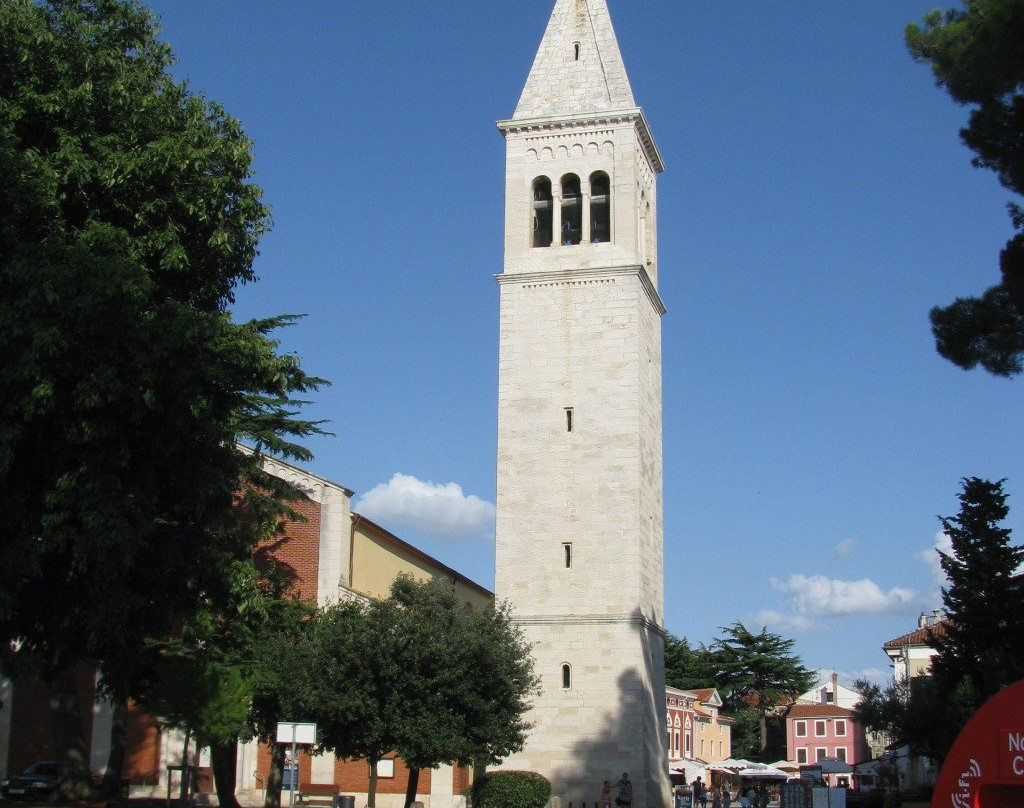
[931,679,1024,807]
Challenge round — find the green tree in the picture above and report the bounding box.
[713,622,815,758]
[0,0,324,797]
[855,478,1023,764]
[931,477,1024,710]
[302,579,538,808]
[245,589,316,808]
[384,577,537,808]
[906,1,1024,375]
[664,633,720,691]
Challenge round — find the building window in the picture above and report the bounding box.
[560,174,582,245]
[685,734,691,754]
[563,542,572,569]
[826,690,834,703]
[814,720,827,737]
[573,41,580,61]
[590,171,610,243]
[561,664,571,689]
[795,720,806,737]
[532,177,553,247]
[816,747,827,762]
[836,747,847,762]
[835,719,846,737]
[565,406,573,432]
[377,759,395,778]
[796,748,808,764]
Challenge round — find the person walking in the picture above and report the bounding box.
[711,785,722,808]
[615,773,632,808]
[721,785,732,808]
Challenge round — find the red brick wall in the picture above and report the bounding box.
[254,748,433,797]
[255,495,322,605]
[123,703,162,785]
[6,662,96,775]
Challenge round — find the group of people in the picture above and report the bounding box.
[601,773,633,808]
[689,777,769,808]
[689,777,732,808]
[603,773,769,808]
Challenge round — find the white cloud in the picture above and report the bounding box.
[918,530,952,592]
[750,609,814,633]
[833,539,856,559]
[847,667,892,689]
[355,473,495,543]
[771,574,917,616]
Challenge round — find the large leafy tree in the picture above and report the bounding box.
[713,622,815,758]
[906,1,1024,375]
[663,633,720,692]
[384,577,537,808]
[301,578,538,808]
[0,0,323,797]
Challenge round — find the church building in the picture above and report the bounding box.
[493,1,670,806]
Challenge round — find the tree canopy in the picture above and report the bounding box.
[0,0,324,796]
[907,1,1024,375]
[664,625,814,760]
[931,478,1024,708]
[714,622,815,758]
[299,578,538,808]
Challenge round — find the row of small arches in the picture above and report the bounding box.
[532,171,610,247]
[526,141,614,161]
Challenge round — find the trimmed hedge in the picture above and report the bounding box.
[470,771,552,808]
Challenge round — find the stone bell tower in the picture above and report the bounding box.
[493,1,670,806]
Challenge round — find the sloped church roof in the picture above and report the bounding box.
[513,0,637,120]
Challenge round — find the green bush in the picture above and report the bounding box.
[470,770,551,808]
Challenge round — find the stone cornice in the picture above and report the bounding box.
[498,107,664,174]
[495,263,667,317]
[512,611,666,637]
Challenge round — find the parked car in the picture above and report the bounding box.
[1,761,58,800]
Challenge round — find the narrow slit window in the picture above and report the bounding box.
[589,171,610,243]
[560,174,581,245]
[532,177,553,247]
[573,42,580,61]
[563,542,572,568]
[561,664,571,689]
[565,407,573,432]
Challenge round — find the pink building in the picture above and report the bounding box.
[786,703,869,769]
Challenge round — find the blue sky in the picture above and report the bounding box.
[146,0,1021,686]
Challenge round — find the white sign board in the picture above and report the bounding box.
[276,722,317,745]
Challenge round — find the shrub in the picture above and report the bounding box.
[470,770,551,808]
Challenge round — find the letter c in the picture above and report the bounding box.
[1013,755,1024,776]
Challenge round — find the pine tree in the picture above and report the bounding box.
[931,477,1024,708]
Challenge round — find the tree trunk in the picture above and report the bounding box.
[47,662,94,802]
[403,768,420,808]
[367,758,379,808]
[212,738,242,808]
[265,740,285,808]
[179,728,193,804]
[99,699,127,800]
[758,708,768,757]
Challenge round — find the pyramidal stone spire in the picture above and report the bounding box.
[513,0,636,120]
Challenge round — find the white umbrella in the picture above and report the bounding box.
[709,758,754,772]
[736,766,789,780]
[768,760,800,773]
